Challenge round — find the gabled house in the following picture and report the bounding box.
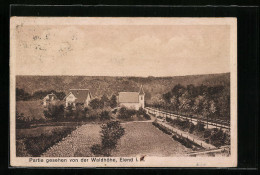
[118,85,145,110]
[43,93,57,107]
[64,89,92,108]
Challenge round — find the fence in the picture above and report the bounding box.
[146,107,230,131]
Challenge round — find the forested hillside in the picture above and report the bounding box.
[16,73,230,103]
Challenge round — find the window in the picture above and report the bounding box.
[141,96,143,100]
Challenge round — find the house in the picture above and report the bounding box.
[43,93,57,107]
[64,89,92,108]
[118,85,145,110]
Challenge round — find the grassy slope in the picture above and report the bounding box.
[16,73,230,103]
[16,100,45,120]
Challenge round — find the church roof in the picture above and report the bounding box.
[139,85,145,95]
[118,92,139,103]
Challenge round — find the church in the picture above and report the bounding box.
[118,85,145,110]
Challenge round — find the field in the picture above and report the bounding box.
[42,122,191,157]
[111,122,191,157]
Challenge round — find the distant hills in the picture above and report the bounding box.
[16,73,230,103]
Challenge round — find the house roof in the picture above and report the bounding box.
[43,93,57,100]
[65,89,91,103]
[118,92,139,103]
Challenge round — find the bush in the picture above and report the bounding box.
[43,104,65,121]
[172,135,193,149]
[90,144,103,156]
[204,129,212,138]
[189,122,195,133]
[100,110,110,120]
[137,108,151,120]
[196,121,205,132]
[209,129,227,147]
[91,121,125,156]
[118,107,136,119]
[152,122,172,135]
[179,119,190,130]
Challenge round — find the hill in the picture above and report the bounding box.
[16,73,230,103]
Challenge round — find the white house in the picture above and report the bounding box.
[64,89,92,108]
[43,93,57,107]
[118,85,145,110]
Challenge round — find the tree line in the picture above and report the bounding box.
[150,84,230,121]
[16,88,66,101]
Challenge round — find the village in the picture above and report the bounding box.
[16,81,231,158]
[42,85,146,111]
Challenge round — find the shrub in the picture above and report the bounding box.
[43,104,65,121]
[75,104,85,120]
[172,135,193,149]
[90,144,103,156]
[91,121,125,156]
[137,108,151,120]
[204,129,212,138]
[209,129,227,147]
[189,122,195,133]
[152,122,172,135]
[196,121,205,132]
[64,105,74,118]
[100,110,110,120]
[117,107,136,120]
[179,119,190,130]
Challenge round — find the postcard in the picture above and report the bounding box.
[10,17,237,167]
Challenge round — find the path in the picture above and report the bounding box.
[157,121,216,149]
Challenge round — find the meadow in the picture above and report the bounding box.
[74,122,191,157]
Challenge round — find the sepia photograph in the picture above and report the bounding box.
[10,17,237,167]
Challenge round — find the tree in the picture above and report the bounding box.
[178,93,192,115]
[89,98,103,109]
[75,104,85,120]
[109,95,117,108]
[100,110,110,120]
[192,95,205,117]
[162,92,172,103]
[43,104,64,121]
[91,121,125,156]
[16,88,31,101]
[101,94,109,107]
[65,105,74,118]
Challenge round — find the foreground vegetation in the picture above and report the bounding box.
[16,125,77,157]
[91,121,125,156]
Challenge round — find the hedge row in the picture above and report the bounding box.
[152,122,172,135]
[20,127,77,157]
[165,117,230,147]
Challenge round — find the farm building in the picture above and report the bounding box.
[118,85,145,110]
[43,93,57,107]
[64,89,92,108]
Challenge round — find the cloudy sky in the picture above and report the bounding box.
[13,18,231,76]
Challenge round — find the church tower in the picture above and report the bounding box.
[139,85,145,109]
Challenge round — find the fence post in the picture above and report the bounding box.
[207,115,208,129]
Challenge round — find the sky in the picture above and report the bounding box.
[13,19,231,77]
